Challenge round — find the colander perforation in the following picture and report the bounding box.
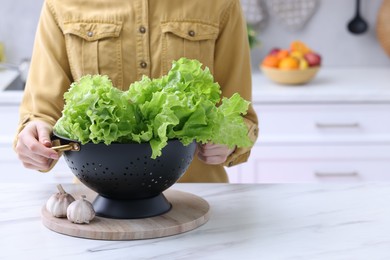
[60,138,196,206]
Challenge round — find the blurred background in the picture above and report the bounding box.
[0,0,389,68]
[1,0,389,183]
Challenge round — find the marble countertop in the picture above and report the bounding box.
[252,67,390,104]
[1,183,390,259]
[0,89,22,105]
[1,67,390,105]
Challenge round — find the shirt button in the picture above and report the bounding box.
[139,26,146,34]
[140,61,147,68]
[87,31,93,37]
[188,30,195,37]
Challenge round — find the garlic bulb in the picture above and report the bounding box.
[46,184,75,218]
[67,195,95,224]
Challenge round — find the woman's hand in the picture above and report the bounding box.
[196,142,235,165]
[14,121,59,171]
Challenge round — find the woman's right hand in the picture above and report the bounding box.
[14,120,59,171]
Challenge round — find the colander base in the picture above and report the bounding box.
[92,193,171,219]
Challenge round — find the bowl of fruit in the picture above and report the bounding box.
[260,41,321,85]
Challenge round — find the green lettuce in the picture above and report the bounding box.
[54,58,253,158]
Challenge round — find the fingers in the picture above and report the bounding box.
[196,143,235,165]
[18,152,53,171]
[36,122,53,147]
[15,121,59,171]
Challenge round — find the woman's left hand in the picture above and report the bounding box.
[196,142,235,165]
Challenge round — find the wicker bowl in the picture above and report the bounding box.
[54,134,196,219]
[261,66,320,85]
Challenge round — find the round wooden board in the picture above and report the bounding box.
[41,189,210,240]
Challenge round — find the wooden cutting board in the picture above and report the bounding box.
[376,0,390,57]
[41,187,210,240]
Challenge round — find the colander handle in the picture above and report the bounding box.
[38,141,80,173]
[51,142,80,152]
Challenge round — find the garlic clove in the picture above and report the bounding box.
[46,184,75,218]
[67,195,95,224]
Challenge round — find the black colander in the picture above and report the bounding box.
[53,134,196,219]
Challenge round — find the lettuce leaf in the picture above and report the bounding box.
[54,58,253,158]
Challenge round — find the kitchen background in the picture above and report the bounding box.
[1,0,390,183]
[1,0,390,68]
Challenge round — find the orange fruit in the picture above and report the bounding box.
[262,55,280,68]
[279,57,299,70]
[290,41,311,54]
[276,49,289,60]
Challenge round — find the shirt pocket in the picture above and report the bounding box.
[63,21,123,88]
[160,21,219,74]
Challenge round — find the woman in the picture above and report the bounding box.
[14,0,258,182]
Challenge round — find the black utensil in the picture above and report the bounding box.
[347,0,369,34]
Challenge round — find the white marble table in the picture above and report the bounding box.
[1,183,389,259]
[252,67,390,104]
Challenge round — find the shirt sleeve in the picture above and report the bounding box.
[213,0,259,167]
[14,0,73,147]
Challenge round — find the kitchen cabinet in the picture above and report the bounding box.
[227,68,390,183]
[231,144,390,183]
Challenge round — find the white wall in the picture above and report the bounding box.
[0,0,389,68]
[0,0,44,64]
[249,0,390,68]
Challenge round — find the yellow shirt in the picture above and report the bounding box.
[16,0,259,182]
